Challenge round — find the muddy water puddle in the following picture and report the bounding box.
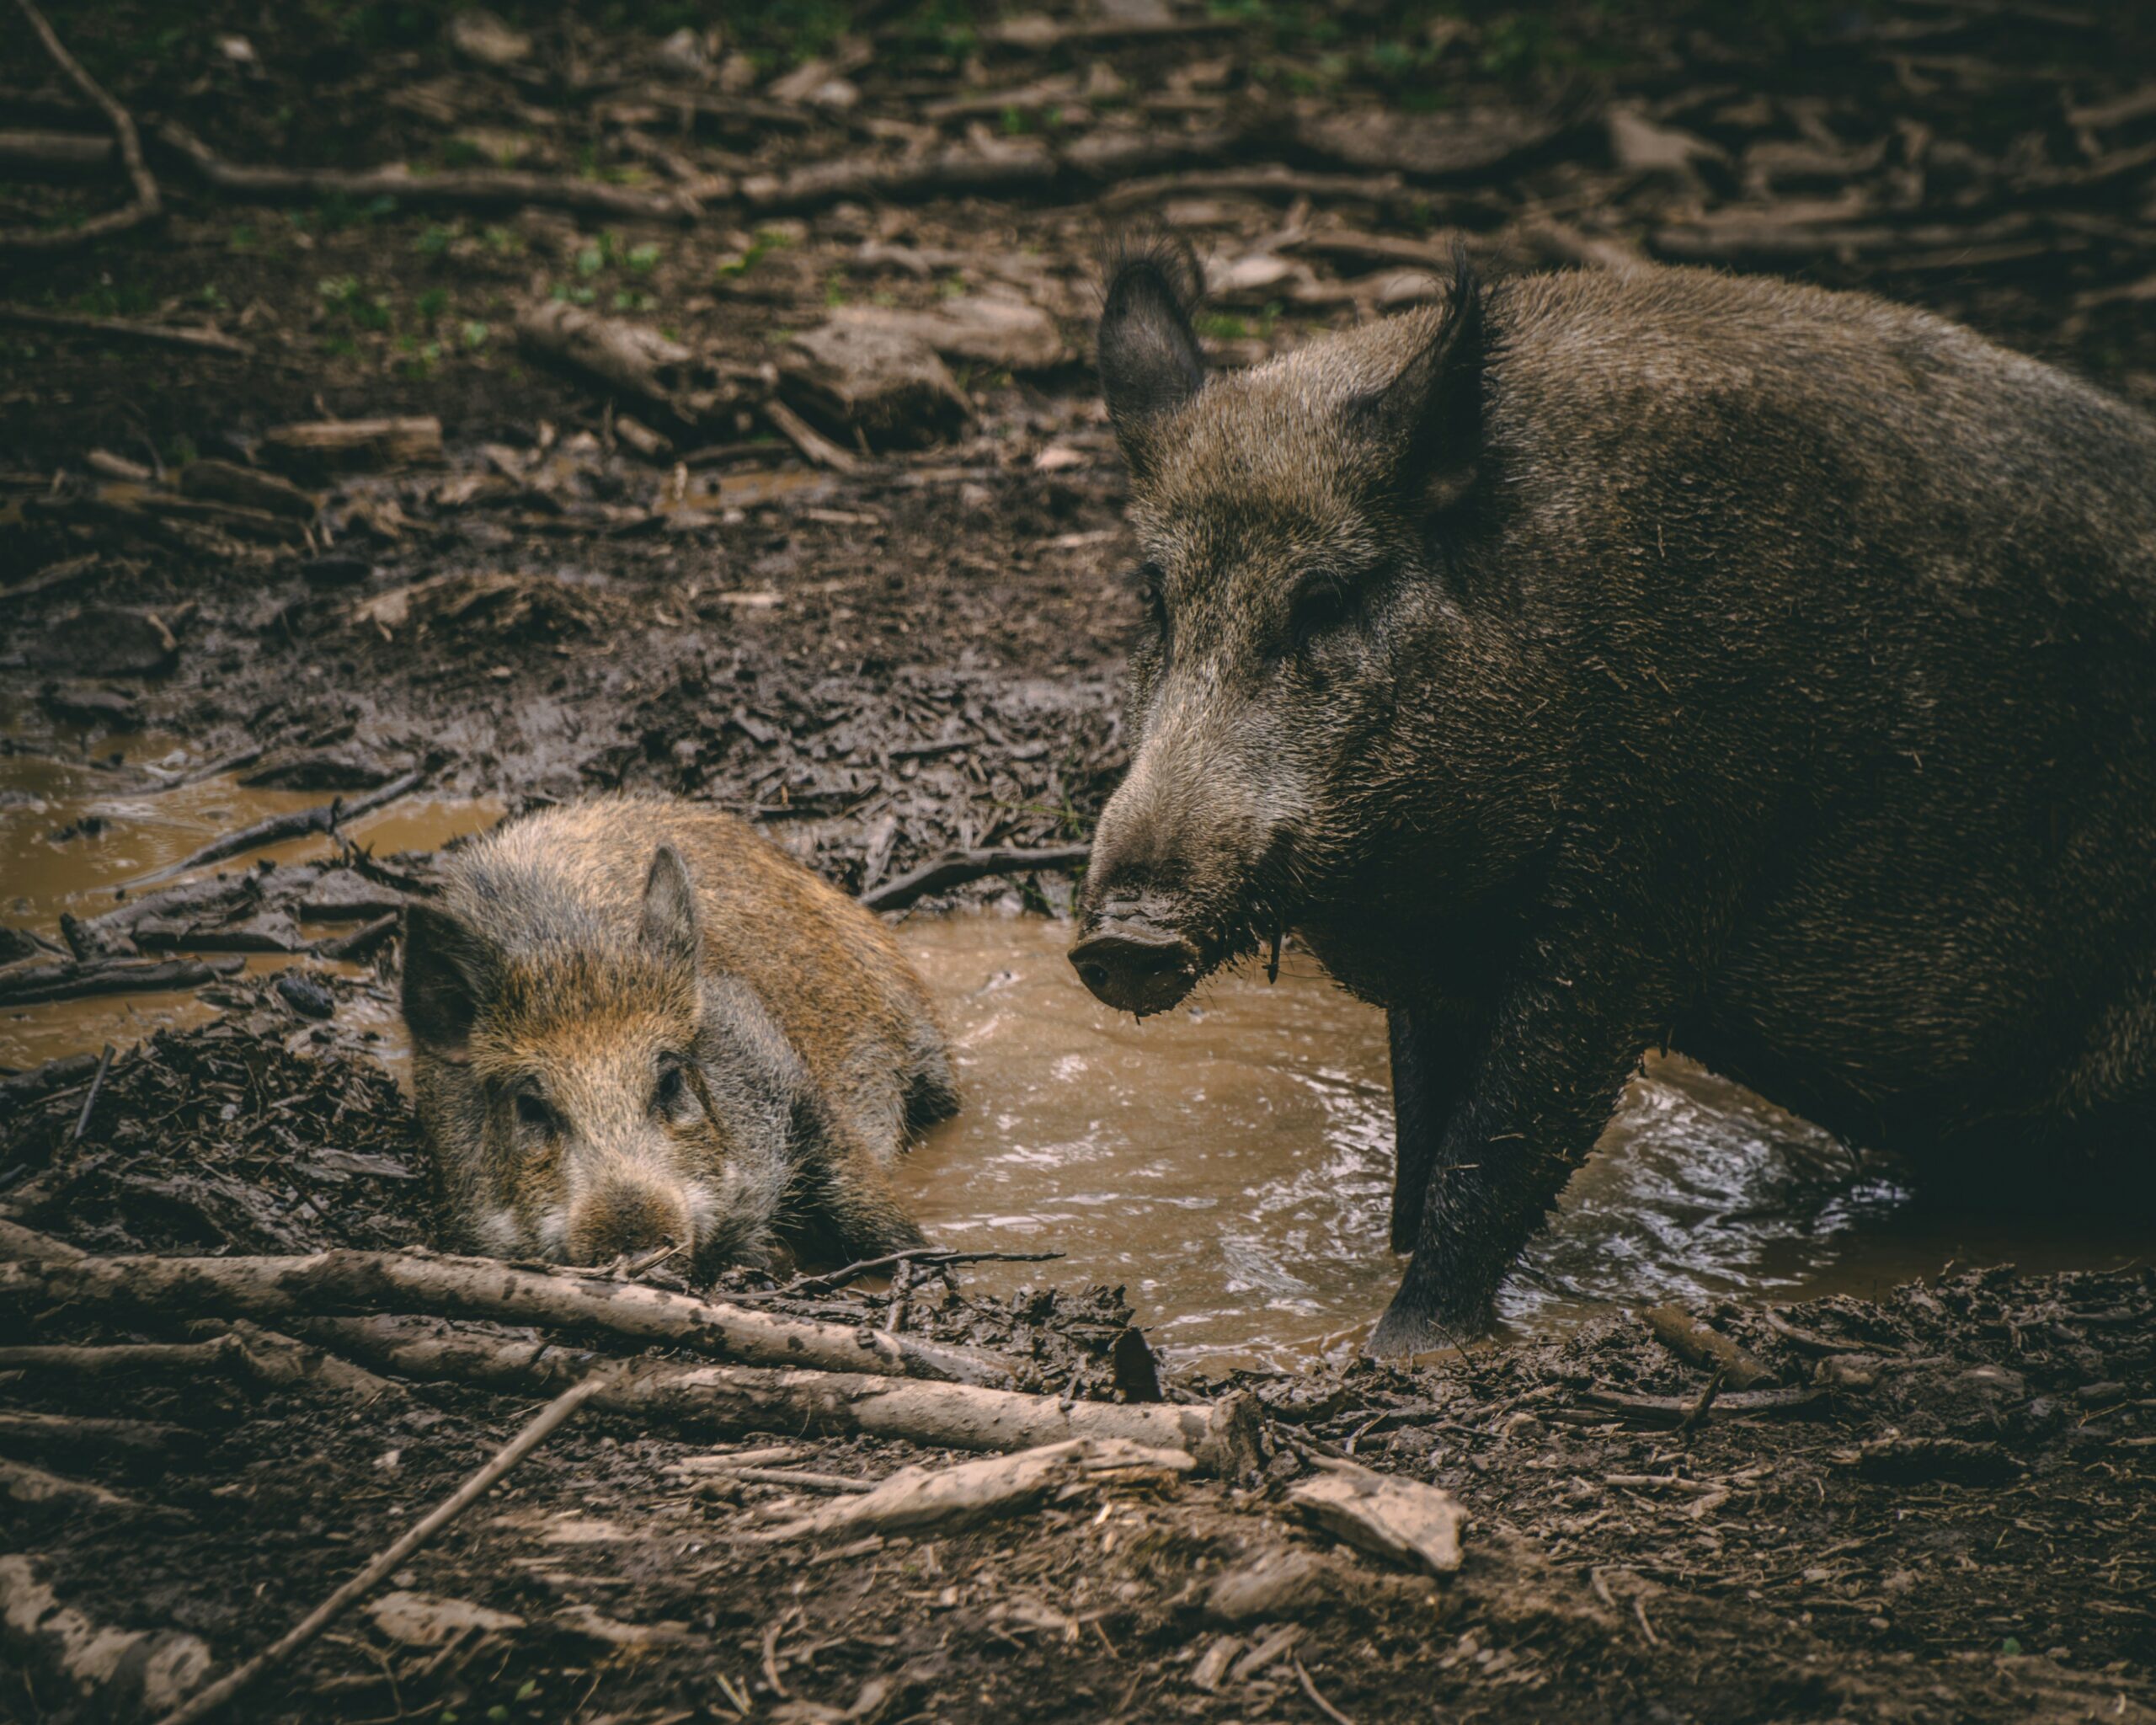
[0,715,500,1068]
[894,915,2151,1367]
[3,726,2143,1365]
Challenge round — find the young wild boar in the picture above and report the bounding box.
[1069,247,2156,1353]
[402,797,955,1271]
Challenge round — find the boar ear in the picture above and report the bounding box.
[1355,253,1486,517]
[1097,234,1205,474]
[402,903,499,1054]
[638,844,701,969]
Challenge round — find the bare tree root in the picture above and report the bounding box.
[1,0,162,254]
[302,1313,1262,1475]
[0,304,250,355]
[0,1244,1020,1386]
[156,122,702,224]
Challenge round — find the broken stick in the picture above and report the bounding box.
[750,1436,1192,1542]
[0,1242,1018,1386]
[303,1314,1262,1475]
[1642,1305,1774,1390]
[858,843,1093,912]
[155,1372,610,1725]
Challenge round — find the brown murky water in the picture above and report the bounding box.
[895,916,2153,1366]
[0,708,500,1068]
[4,725,2146,1365]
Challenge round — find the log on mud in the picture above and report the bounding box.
[303,1314,1263,1475]
[0,1243,1017,1386]
[0,1554,211,1718]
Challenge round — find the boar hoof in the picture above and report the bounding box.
[1367,1296,1465,1359]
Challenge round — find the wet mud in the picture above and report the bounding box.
[5,2,2156,1721]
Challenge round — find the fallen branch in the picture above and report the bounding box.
[262,416,443,473]
[760,394,862,473]
[1642,1305,1774,1390]
[156,122,700,223]
[0,1408,199,1458]
[0,1244,1018,1386]
[739,124,1252,218]
[516,302,731,421]
[0,1321,398,1401]
[1098,163,1416,213]
[313,911,399,963]
[0,303,250,355]
[1574,1385,1825,1428]
[858,843,1091,912]
[155,1373,610,1725]
[303,1315,1262,1475]
[0,1455,148,1516]
[750,1436,1192,1542]
[0,954,243,1007]
[1761,1306,1886,1355]
[0,127,111,173]
[1,0,161,254]
[120,770,424,889]
[0,1555,211,1718]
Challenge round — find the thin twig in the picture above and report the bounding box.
[153,1373,610,1725]
[1294,1659,1358,1725]
[70,1044,113,1143]
[781,1246,1065,1296]
[2,0,161,253]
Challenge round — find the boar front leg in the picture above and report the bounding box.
[1369,952,1662,1354]
[1385,1007,1477,1255]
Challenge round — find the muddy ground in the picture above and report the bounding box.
[4,2,2156,1721]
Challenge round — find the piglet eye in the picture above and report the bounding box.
[514,1091,558,1134]
[654,1060,690,1118]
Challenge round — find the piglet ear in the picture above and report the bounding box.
[401,903,499,1055]
[1097,234,1206,475]
[1353,251,1487,517]
[638,844,701,969]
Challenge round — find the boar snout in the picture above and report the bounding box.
[565,1178,696,1265]
[1070,905,1203,1017]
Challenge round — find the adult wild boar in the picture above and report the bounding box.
[1068,248,2156,1353]
[403,796,955,1271]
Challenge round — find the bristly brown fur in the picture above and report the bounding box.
[403,794,953,1272]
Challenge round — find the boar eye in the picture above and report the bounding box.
[654,1062,688,1118]
[1134,560,1169,635]
[514,1090,559,1135]
[1287,574,1353,649]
